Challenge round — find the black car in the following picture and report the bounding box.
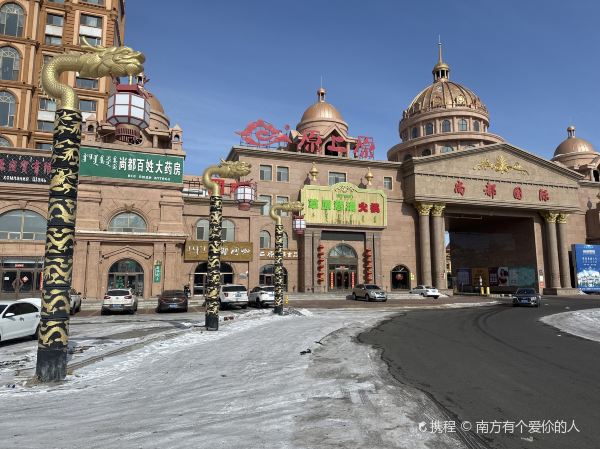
[156,290,188,312]
[512,288,541,307]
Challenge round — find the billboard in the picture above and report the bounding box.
[572,244,600,292]
[0,153,52,184]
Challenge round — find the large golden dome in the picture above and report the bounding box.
[554,126,596,156]
[297,87,348,134]
[404,80,488,119]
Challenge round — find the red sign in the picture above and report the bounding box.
[354,136,375,160]
[454,180,465,196]
[298,130,322,154]
[236,119,291,147]
[326,135,347,155]
[539,189,549,202]
[513,186,522,200]
[483,182,496,199]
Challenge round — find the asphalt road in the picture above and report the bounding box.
[359,296,600,449]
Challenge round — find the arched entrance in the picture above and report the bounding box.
[108,259,144,296]
[328,244,358,291]
[391,265,410,290]
[193,262,234,295]
[259,264,288,291]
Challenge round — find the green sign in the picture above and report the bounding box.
[80,146,184,184]
[153,262,162,283]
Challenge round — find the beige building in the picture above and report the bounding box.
[1,43,599,301]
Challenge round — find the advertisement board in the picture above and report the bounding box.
[184,240,253,262]
[572,244,600,292]
[0,153,52,184]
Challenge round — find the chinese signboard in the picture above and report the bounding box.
[153,261,162,283]
[0,153,52,184]
[259,249,299,260]
[301,182,387,227]
[572,244,600,292]
[80,147,184,184]
[184,240,253,262]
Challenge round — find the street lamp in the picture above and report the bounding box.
[269,201,304,315]
[202,160,252,330]
[37,40,146,382]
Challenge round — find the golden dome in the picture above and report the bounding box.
[147,93,165,114]
[553,126,596,156]
[297,88,348,133]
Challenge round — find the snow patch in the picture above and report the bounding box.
[540,308,600,343]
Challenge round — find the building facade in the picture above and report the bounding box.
[1,43,599,300]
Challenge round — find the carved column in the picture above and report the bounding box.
[431,203,446,290]
[557,213,572,288]
[415,203,433,286]
[541,211,561,289]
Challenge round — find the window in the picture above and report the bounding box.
[411,127,418,139]
[35,142,52,150]
[79,99,97,113]
[76,77,99,90]
[276,166,289,182]
[37,120,54,132]
[46,14,64,27]
[259,165,272,181]
[282,231,289,249]
[108,212,147,233]
[0,210,46,241]
[43,55,53,66]
[0,3,24,37]
[458,119,468,131]
[425,122,434,135]
[441,145,453,153]
[45,35,61,45]
[442,119,451,133]
[464,144,476,150]
[260,230,271,249]
[383,177,393,190]
[276,196,289,216]
[473,120,480,132]
[195,219,209,240]
[0,135,11,146]
[421,149,432,156]
[0,46,19,81]
[328,172,346,185]
[81,0,104,4]
[79,35,101,46]
[80,14,102,28]
[221,219,235,242]
[39,98,57,112]
[0,91,16,127]
[259,195,271,216]
[403,154,412,161]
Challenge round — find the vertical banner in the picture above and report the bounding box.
[572,244,600,292]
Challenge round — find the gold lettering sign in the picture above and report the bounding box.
[301,182,387,227]
[259,249,299,260]
[472,155,529,175]
[184,240,253,262]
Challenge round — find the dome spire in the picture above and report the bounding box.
[567,125,575,138]
[432,38,450,82]
[317,86,326,102]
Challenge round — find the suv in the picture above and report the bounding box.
[101,289,138,315]
[409,285,440,299]
[248,285,275,308]
[69,288,82,315]
[351,284,388,302]
[219,284,248,309]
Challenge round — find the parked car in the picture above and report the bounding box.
[351,284,388,302]
[156,290,188,313]
[512,288,541,307]
[248,285,275,308]
[409,285,440,299]
[219,284,248,309]
[101,288,138,315]
[0,300,40,343]
[69,288,82,315]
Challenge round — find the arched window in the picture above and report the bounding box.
[328,244,357,259]
[391,265,410,290]
[441,145,453,153]
[0,46,19,81]
[108,212,147,232]
[0,135,10,146]
[473,120,480,132]
[403,154,413,161]
[421,149,432,156]
[221,219,235,241]
[0,91,16,127]
[0,209,46,240]
[282,231,289,249]
[411,127,418,139]
[458,119,468,131]
[0,3,24,37]
[425,122,434,135]
[463,144,476,150]
[442,119,451,133]
[260,230,270,249]
[195,219,209,240]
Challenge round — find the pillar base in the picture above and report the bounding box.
[542,288,583,296]
[35,348,67,382]
[205,314,219,331]
[273,305,283,315]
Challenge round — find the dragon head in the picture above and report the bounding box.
[278,201,304,213]
[218,159,251,178]
[78,38,145,79]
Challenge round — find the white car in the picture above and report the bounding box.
[248,285,275,308]
[101,288,138,315]
[0,300,41,343]
[409,285,440,299]
[219,284,248,309]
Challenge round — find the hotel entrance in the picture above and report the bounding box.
[0,257,44,300]
[327,244,358,291]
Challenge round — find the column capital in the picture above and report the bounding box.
[540,211,559,223]
[431,203,446,217]
[556,212,569,224]
[415,202,434,216]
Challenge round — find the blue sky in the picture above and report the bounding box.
[125,0,600,174]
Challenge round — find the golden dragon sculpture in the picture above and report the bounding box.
[270,201,304,225]
[40,37,146,111]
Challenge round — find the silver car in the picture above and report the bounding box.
[351,284,388,302]
[101,288,138,314]
[248,285,275,308]
[409,285,440,299]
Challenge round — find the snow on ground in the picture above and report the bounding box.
[0,309,465,449]
[541,308,600,343]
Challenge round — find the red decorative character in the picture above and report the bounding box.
[8,159,17,172]
[326,135,347,155]
[539,189,549,202]
[454,180,465,196]
[513,186,522,200]
[32,159,41,176]
[483,182,496,199]
[236,119,291,147]
[358,202,369,212]
[43,161,52,174]
[0,158,5,172]
[354,136,375,159]
[20,159,29,174]
[297,130,322,154]
[369,202,380,213]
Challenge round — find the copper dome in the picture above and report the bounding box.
[297,88,348,133]
[553,126,596,156]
